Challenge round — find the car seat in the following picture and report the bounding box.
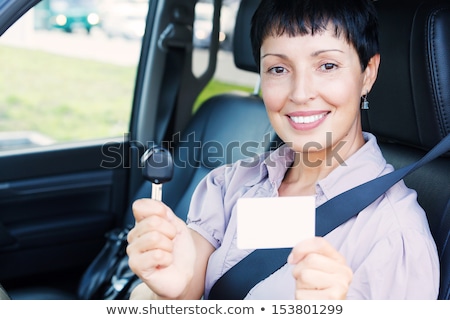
[6,0,276,300]
[366,0,450,300]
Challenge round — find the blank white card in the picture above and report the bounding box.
[236,196,315,249]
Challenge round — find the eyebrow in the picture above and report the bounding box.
[311,49,344,56]
[261,49,344,60]
[261,53,286,59]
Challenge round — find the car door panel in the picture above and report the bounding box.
[0,141,129,283]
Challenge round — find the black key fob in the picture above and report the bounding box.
[141,146,174,184]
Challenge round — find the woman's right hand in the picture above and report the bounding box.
[127,198,196,299]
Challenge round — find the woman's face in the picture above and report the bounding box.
[260,27,378,156]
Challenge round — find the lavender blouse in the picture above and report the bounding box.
[186,132,440,299]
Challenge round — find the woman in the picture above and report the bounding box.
[127,0,439,299]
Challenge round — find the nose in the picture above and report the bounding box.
[289,71,315,105]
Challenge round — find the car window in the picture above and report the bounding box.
[0,0,147,151]
[192,0,258,111]
[0,0,257,152]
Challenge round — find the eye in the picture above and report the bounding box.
[319,63,338,71]
[268,66,287,74]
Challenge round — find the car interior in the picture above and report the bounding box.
[0,0,449,300]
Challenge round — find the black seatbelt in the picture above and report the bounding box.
[154,48,184,144]
[207,134,450,300]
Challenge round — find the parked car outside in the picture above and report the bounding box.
[34,0,101,34]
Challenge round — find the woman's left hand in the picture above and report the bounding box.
[288,237,353,300]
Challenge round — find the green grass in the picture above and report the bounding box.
[0,45,252,143]
[0,45,134,141]
[193,80,254,112]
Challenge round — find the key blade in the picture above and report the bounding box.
[152,183,163,201]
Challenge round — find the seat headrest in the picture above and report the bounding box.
[366,0,450,151]
[232,0,260,73]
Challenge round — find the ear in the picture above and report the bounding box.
[361,54,381,95]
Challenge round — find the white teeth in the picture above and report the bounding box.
[290,113,326,124]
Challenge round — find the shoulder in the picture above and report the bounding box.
[202,144,292,190]
[318,132,390,199]
[338,178,433,245]
[374,180,434,240]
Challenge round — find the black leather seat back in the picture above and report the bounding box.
[368,0,450,299]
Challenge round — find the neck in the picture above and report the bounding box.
[279,133,365,196]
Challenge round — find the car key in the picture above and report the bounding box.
[141,145,174,201]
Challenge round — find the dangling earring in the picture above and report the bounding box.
[361,91,369,110]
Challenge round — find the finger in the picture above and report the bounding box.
[293,268,351,300]
[128,248,173,274]
[292,266,351,290]
[293,252,349,274]
[288,237,345,264]
[293,268,328,290]
[130,213,179,241]
[127,229,175,254]
[128,216,172,244]
[292,253,333,276]
[132,198,167,223]
[132,198,186,235]
[162,205,188,234]
[292,252,353,285]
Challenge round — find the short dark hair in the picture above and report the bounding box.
[250,0,379,72]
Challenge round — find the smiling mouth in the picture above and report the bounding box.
[289,112,328,124]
